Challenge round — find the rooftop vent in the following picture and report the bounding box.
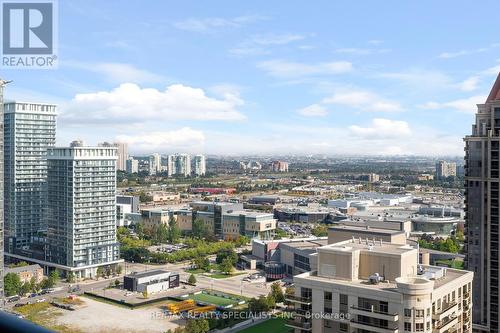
[369,273,384,284]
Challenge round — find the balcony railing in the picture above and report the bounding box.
[285,319,312,331]
[350,305,398,321]
[285,295,312,304]
[350,318,398,331]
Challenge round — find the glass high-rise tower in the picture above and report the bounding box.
[45,146,122,279]
[465,73,500,332]
[3,102,56,251]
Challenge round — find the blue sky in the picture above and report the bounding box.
[3,0,500,156]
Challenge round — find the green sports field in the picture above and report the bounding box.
[238,318,292,333]
[189,292,237,307]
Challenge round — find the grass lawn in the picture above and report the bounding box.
[208,272,246,279]
[435,259,464,269]
[189,293,238,307]
[238,318,292,333]
[14,302,82,333]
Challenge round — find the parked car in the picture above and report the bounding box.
[36,298,46,303]
[7,296,20,303]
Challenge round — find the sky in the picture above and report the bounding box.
[3,0,500,156]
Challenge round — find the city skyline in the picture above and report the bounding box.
[2,1,500,155]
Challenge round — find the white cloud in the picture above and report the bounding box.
[368,39,383,45]
[439,47,488,59]
[349,118,411,139]
[322,89,403,112]
[60,83,246,125]
[378,69,452,88]
[458,76,480,91]
[334,47,390,55]
[257,59,352,78]
[419,95,486,113]
[172,15,266,33]
[229,33,305,56]
[64,61,165,84]
[296,104,328,117]
[116,127,205,153]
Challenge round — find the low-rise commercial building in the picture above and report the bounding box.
[287,239,473,333]
[5,264,43,284]
[116,195,140,227]
[124,270,180,294]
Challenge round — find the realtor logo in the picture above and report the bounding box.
[1,0,58,68]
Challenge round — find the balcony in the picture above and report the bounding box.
[285,319,312,331]
[285,295,312,305]
[350,318,399,333]
[350,305,398,321]
[433,302,458,321]
[433,315,458,333]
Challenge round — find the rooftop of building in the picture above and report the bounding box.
[298,265,471,292]
[329,224,405,236]
[5,264,42,274]
[319,238,415,256]
[296,239,472,292]
[125,269,171,279]
[223,210,274,218]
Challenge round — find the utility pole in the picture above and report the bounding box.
[0,78,12,310]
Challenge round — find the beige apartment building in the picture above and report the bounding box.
[287,239,473,333]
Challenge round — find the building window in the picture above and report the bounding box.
[324,291,332,300]
[339,323,348,332]
[404,322,411,331]
[415,322,424,332]
[415,309,424,318]
[426,321,430,330]
[339,294,348,314]
[404,308,412,317]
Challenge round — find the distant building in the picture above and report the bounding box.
[271,160,289,172]
[149,153,161,175]
[5,264,43,284]
[359,173,380,182]
[69,139,84,147]
[126,157,139,173]
[4,102,56,250]
[418,173,434,181]
[99,142,128,171]
[45,147,122,278]
[435,160,457,180]
[167,154,191,177]
[190,201,276,240]
[192,154,206,176]
[116,195,140,227]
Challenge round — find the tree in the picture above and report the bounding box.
[115,279,120,287]
[49,269,60,286]
[219,257,234,275]
[30,277,40,293]
[116,265,123,275]
[67,272,76,283]
[4,273,22,297]
[96,267,104,279]
[156,223,170,244]
[216,248,238,266]
[168,217,181,244]
[188,274,197,285]
[142,290,148,299]
[185,318,209,333]
[311,225,328,237]
[266,294,276,309]
[192,218,207,239]
[193,256,211,272]
[284,286,295,306]
[20,282,31,297]
[270,281,285,303]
